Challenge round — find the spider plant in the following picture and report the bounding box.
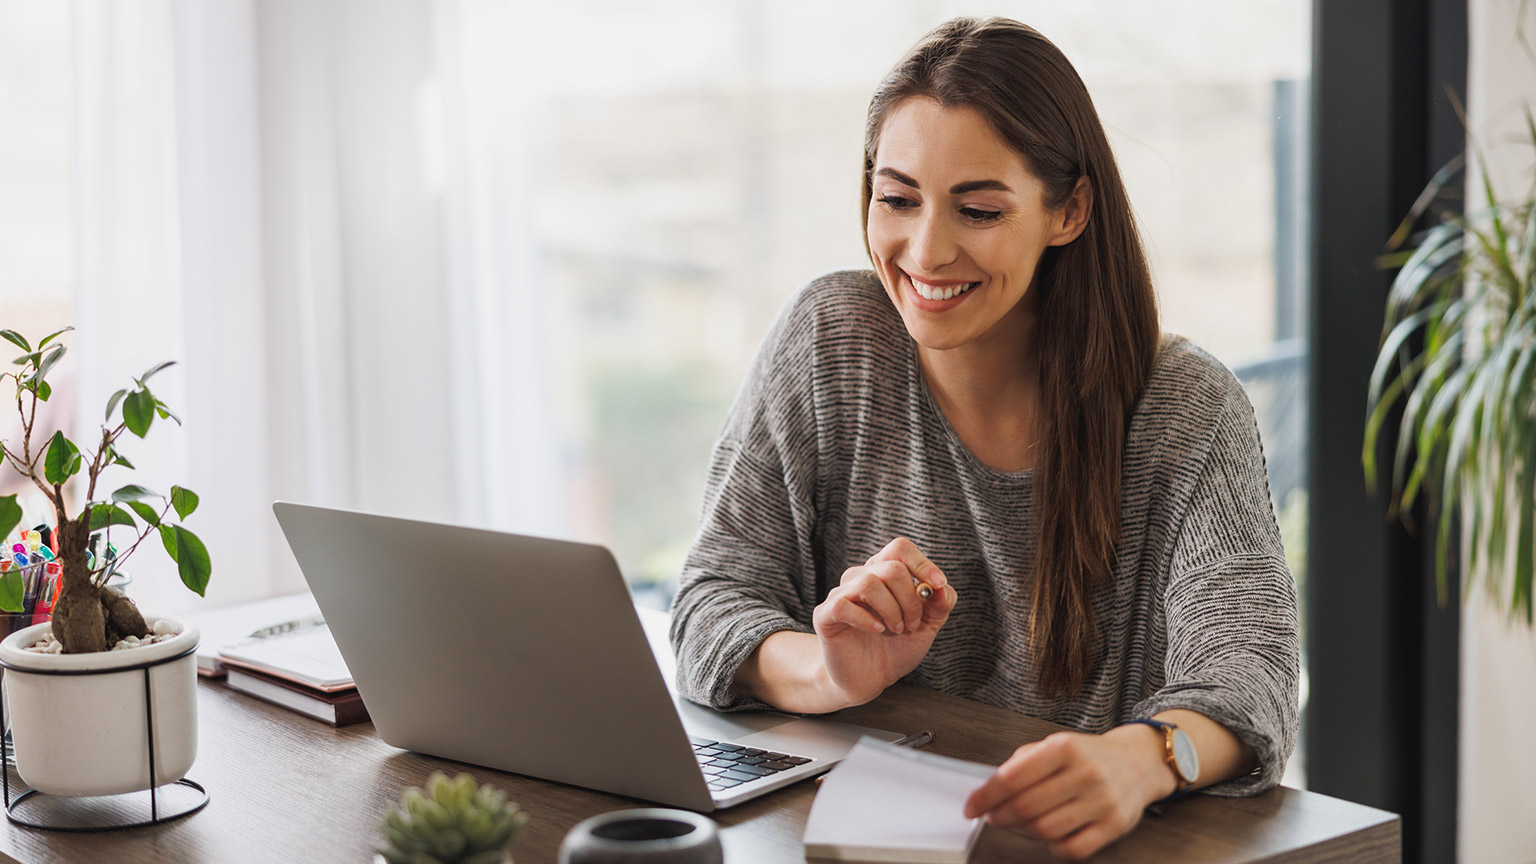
[1363,110,1536,624]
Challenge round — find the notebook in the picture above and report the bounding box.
[225,666,369,726]
[217,622,354,691]
[804,737,992,863]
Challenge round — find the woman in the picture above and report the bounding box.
[669,17,1297,859]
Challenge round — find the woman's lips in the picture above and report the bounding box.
[904,270,980,309]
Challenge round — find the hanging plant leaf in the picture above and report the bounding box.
[34,380,51,402]
[108,446,135,469]
[170,486,199,520]
[43,430,82,485]
[1365,122,1536,623]
[155,400,182,425]
[123,389,155,438]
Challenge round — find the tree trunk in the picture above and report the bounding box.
[47,517,149,653]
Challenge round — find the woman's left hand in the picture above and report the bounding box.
[962,727,1174,860]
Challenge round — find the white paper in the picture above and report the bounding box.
[189,592,323,674]
[803,736,993,863]
[218,623,353,690]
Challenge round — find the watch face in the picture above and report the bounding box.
[1171,729,1200,782]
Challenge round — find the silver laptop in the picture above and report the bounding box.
[271,501,904,810]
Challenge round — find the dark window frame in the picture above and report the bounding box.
[1307,1,1466,862]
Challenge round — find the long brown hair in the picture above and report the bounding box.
[860,18,1160,698]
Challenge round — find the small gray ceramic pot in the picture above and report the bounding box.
[558,808,723,864]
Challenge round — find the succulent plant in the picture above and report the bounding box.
[378,772,529,864]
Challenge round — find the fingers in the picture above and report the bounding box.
[964,736,1068,818]
[973,765,1080,828]
[863,538,951,631]
[818,584,894,634]
[964,732,1144,861]
[831,562,916,633]
[868,537,949,593]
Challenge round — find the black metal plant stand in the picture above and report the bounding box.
[0,644,208,831]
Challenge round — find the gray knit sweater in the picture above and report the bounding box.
[668,270,1299,796]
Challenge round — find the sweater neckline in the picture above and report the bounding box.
[903,334,1036,486]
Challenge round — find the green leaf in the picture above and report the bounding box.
[36,326,72,349]
[123,389,155,438]
[0,570,23,614]
[105,389,128,422]
[169,525,211,596]
[34,380,51,402]
[108,446,135,469]
[0,494,22,543]
[12,350,41,368]
[154,400,182,425]
[43,430,82,485]
[30,344,65,385]
[159,524,179,563]
[111,484,161,503]
[139,360,176,383]
[0,330,29,353]
[88,503,137,531]
[170,486,199,520]
[125,500,161,527]
[1515,424,1535,624]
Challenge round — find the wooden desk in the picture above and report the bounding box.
[0,680,1398,863]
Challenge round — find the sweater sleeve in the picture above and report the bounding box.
[1130,378,1300,797]
[668,294,822,711]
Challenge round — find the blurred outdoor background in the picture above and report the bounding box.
[0,0,1309,780]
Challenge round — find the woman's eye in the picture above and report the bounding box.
[876,194,916,211]
[961,207,1003,223]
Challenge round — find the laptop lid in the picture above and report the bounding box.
[273,501,717,810]
[271,501,905,811]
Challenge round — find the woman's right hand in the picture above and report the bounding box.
[812,537,957,707]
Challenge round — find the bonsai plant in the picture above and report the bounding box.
[0,326,212,652]
[0,326,213,805]
[1363,110,1536,622]
[377,772,529,864]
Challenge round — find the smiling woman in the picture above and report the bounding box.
[669,17,1298,860]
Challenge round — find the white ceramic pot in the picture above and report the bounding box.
[0,615,200,797]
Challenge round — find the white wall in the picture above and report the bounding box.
[1460,4,1536,862]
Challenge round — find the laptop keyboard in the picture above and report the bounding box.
[689,736,813,792]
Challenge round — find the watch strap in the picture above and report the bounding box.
[1124,719,1192,803]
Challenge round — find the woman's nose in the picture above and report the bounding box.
[908,210,958,271]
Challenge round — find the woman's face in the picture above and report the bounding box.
[867,97,1084,356]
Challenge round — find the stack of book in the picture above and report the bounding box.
[215,615,368,727]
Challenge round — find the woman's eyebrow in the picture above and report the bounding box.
[950,179,1012,194]
[874,168,1013,196]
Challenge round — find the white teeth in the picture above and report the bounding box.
[909,276,977,302]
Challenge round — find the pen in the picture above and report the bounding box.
[892,729,934,749]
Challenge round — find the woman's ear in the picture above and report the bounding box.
[1047,176,1093,247]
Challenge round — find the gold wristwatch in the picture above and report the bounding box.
[1126,719,1199,800]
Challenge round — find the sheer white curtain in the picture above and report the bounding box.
[70,0,550,613]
